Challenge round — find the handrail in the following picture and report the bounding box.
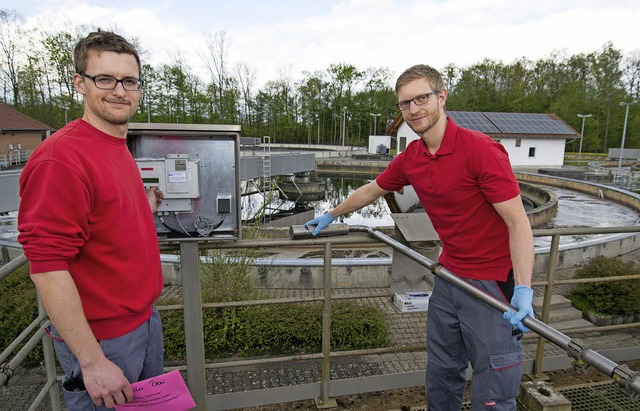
[348,224,640,399]
[3,223,640,410]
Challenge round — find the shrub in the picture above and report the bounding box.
[3,246,390,367]
[200,248,268,303]
[160,301,389,361]
[0,266,42,367]
[568,256,640,316]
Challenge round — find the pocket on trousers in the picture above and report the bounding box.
[61,376,95,410]
[486,350,524,400]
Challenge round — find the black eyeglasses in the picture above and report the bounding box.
[396,90,440,111]
[81,73,144,91]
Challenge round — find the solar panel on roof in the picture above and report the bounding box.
[447,111,499,133]
[484,112,575,135]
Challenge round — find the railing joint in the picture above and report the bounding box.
[1,363,14,386]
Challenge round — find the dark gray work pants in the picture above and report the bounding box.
[48,307,164,411]
[426,274,524,411]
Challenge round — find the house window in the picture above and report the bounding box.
[516,138,522,147]
[528,147,536,158]
[399,137,407,152]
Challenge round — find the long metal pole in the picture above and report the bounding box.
[533,233,560,378]
[349,225,640,396]
[579,116,585,163]
[180,241,207,410]
[577,114,591,164]
[617,101,638,180]
[38,294,62,410]
[341,107,346,147]
[370,113,381,136]
[319,242,332,404]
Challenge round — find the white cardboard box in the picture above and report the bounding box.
[394,291,431,312]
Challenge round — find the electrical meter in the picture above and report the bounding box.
[137,154,200,213]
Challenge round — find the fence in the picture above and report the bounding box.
[2,225,640,410]
[0,150,32,169]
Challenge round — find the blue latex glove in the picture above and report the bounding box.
[304,212,336,236]
[503,285,534,332]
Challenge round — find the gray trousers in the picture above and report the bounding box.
[426,274,524,411]
[48,306,164,410]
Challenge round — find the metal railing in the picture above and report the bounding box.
[2,225,640,410]
[0,150,32,168]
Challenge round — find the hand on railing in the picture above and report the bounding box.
[503,285,535,332]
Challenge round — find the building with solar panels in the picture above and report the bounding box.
[390,111,580,168]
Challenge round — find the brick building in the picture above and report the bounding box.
[0,103,54,168]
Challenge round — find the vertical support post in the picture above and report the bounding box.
[533,234,560,379]
[38,294,62,411]
[1,246,9,265]
[341,107,346,147]
[180,241,207,410]
[316,242,338,408]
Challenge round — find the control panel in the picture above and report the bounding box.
[128,122,241,239]
[137,154,200,213]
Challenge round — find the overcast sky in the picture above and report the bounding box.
[3,0,639,88]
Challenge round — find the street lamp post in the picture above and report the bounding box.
[341,106,347,147]
[617,100,638,182]
[577,113,592,164]
[370,112,381,135]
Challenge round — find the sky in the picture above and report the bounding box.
[3,0,640,89]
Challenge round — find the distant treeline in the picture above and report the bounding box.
[1,9,639,152]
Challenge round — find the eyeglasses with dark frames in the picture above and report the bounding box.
[396,90,440,111]
[81,73,144,91]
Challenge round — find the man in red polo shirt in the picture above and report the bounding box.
[306,64,534,411]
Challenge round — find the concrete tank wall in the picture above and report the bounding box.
[520,182,558,228]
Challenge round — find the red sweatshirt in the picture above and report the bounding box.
[18,119,163,340]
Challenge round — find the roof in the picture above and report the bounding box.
[386,111,580,140]
[0,103,54,132]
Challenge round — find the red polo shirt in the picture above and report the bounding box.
[377,118,520,281]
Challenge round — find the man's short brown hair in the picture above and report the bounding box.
[74,30,141,75]
[395,64,444,94]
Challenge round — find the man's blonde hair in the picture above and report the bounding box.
[395,64,444,94]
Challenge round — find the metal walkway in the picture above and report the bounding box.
[4,284,639,410]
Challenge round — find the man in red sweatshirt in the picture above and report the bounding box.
[18,31,164,410]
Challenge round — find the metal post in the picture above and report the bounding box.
[1,246,9,265]
[180,241,207,410]
[576,113,591,164]
[617,101,638,181]
[316,242,338,408]
[146,92,151,123]
[533,233,560,379]
[38,294,62,410]
[341,107,346,147]
[370,113,381,136]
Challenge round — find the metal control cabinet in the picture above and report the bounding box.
[128,123,241,239]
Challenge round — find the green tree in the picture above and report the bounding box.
[590,42,624,152]
[0,9,24,105]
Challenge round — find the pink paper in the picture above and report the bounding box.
[114,370,196,411]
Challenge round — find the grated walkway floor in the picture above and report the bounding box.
[3,269,640,410]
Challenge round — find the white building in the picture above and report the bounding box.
[393,111,579,168]
[368,135,391,155]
